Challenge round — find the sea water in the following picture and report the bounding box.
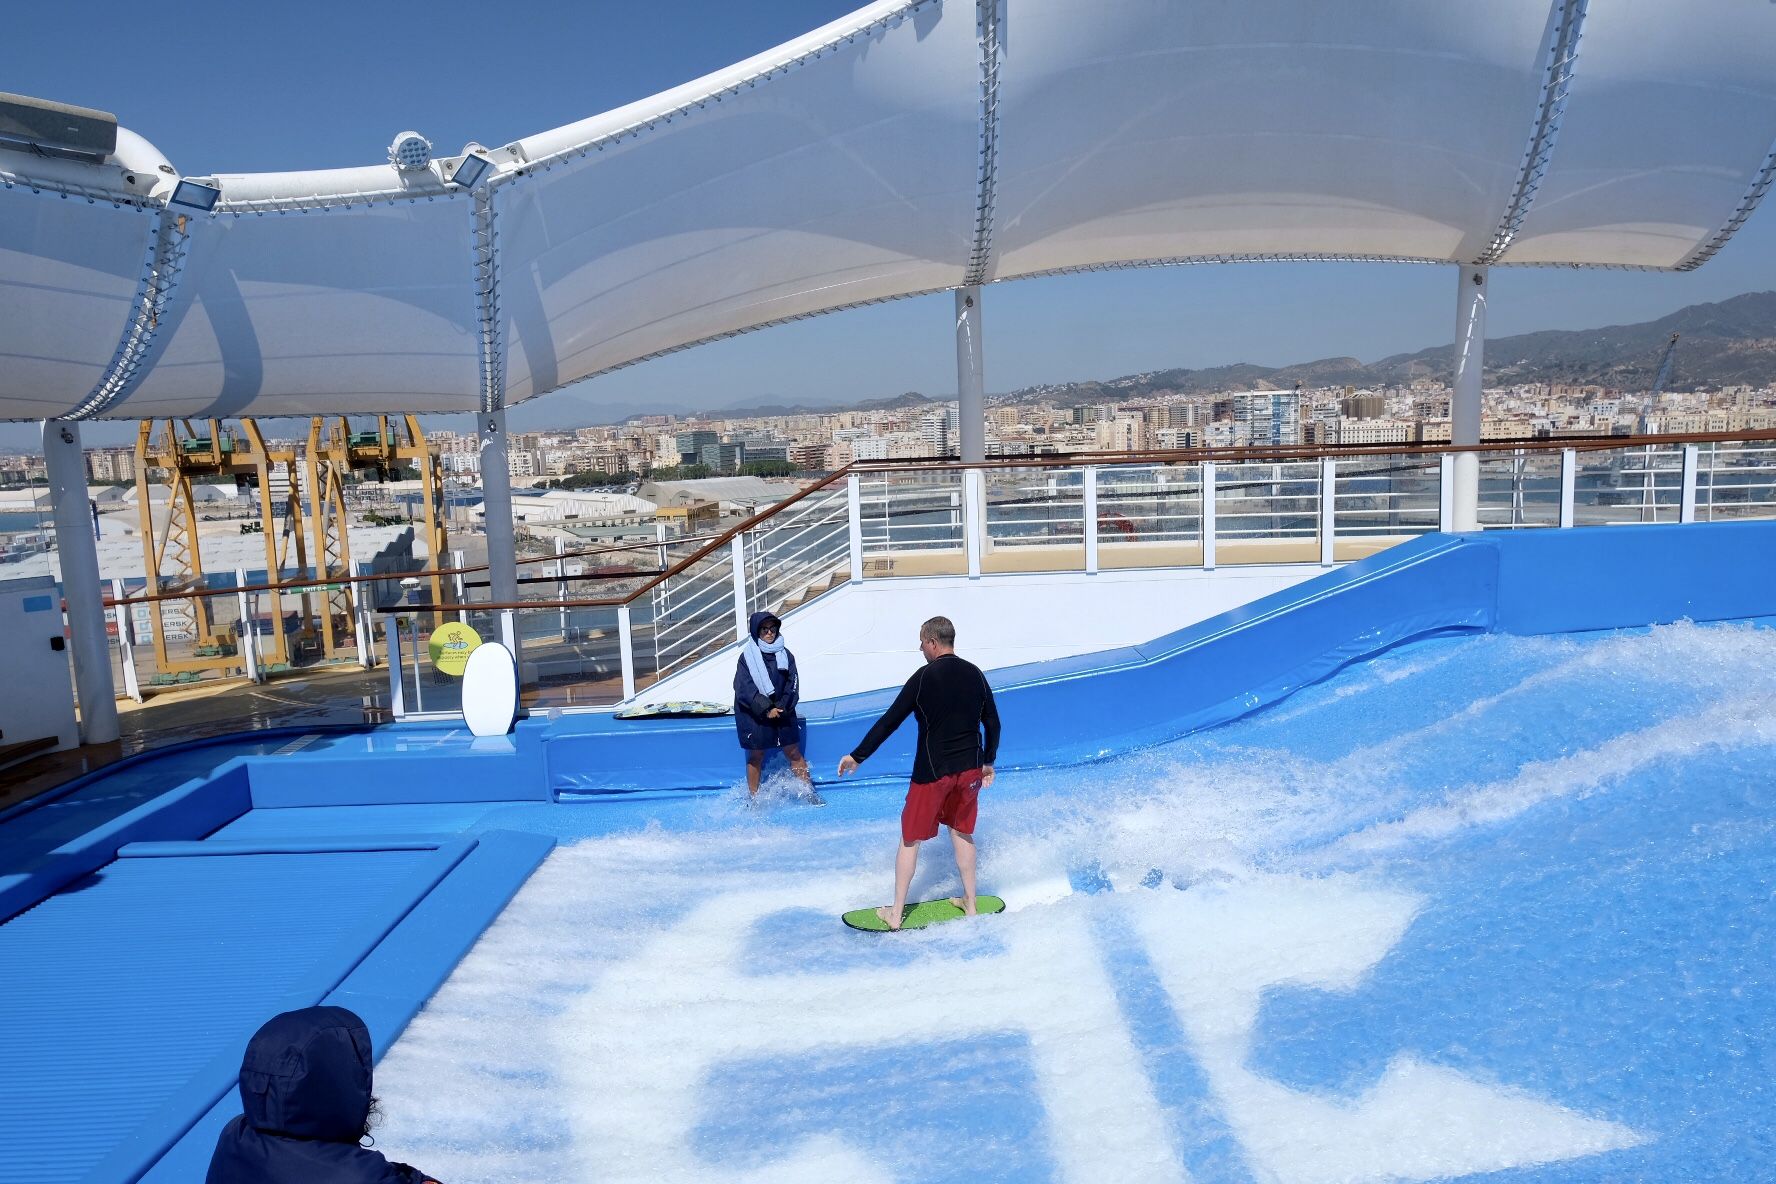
[374,621,1776,1183]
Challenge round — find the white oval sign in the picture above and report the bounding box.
[461,641,519,737]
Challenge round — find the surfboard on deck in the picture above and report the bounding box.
[843,896,1006,932]
[612,700,731,720]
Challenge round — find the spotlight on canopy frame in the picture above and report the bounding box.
[168,177,222,212]
[447,150,493,190]
[388,130,433,171]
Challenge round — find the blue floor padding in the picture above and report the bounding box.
[209,801,530,841]
[0,844,452,1184]
[0,759,253,925]
[140,830,556,1183]
[0,733,310,874]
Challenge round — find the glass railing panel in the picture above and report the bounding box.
[1096,462,1203,569]
[1570,445,1679,527]
[1215,460,1321,564]
[513,603,626,711]
[1477,450,1562,529]
[1697,441,1776,522]
[1332,454,1441,561]
[857,469,967,576]
[982,466,1084,574]
[383,606,485,718]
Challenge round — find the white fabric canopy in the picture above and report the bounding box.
[3,0,1774,421]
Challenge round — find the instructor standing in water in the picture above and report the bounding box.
[735,611,819,804]
[837,616,1000,930]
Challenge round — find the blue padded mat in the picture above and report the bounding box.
[0,846,436,1184]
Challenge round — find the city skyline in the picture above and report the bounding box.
[6,282,1776,456]
[9,373,1770,495]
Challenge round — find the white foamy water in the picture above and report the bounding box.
[372,621,1776,1183]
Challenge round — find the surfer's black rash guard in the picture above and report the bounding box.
[849,653,1001,783]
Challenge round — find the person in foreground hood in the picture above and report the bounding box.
[838,615,1000,929]
[734,610,821,804]
[206,1005,440,1184]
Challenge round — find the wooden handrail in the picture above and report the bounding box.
[391,471,858,614]
[381,427,1776,614]
[439,529,725,580]
[612,466,856,604]
[110,428,1776,614]
[845,428,1776,475]
[100,532,716,609]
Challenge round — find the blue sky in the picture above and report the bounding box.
[5,0,1774,449]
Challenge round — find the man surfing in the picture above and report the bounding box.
[837,615,1001,930]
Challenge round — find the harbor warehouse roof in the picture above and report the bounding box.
[3,0,1775,421]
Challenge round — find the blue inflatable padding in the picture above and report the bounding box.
[72,837,476,1184]
[138,829,556,1184]
[117,837,459,858]
[540,534,1500,793]
[0,724,372,832]
[984,535,1498,758]
[1492,520,1776,635]
[0,758,253,926]
[536,522,1776,795]
[243,723,550,807]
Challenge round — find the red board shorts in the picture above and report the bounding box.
[901,768,983,843]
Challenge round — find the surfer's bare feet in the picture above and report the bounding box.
[948,896,978,916]
[876,905,903,930]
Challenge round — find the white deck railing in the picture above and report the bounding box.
[380,435,1776,717]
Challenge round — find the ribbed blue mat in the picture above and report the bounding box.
[0,846,436,1184]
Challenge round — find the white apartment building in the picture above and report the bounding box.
[1336,419,1413,445]
[1094,415,1148,452]
[1231,389,1301,447]
[919,403,960,455]
[850,436,892,462]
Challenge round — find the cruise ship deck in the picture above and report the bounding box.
[6,1,1776,1181]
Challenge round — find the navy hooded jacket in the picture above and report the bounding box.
[734,610,800,750]
[206,1006,437,1184]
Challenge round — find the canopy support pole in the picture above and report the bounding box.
[956,287,986,464]
[42,419,119,744]
[1451,266,1487,532]
[478,410,520,656]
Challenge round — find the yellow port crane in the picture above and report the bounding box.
[302,416,451,660]
[133,418,306,679]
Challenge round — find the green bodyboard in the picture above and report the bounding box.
[843,896,1006,932]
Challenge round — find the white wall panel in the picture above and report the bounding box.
[1502,0,1776,268]
[0,189,153,420]
[124,198,482,418]
[991,0,1555,277]
[496,2,979,399]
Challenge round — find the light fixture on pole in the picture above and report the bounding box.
[168,177,222,212]
[388,130,432,171]
[448,151,493,190]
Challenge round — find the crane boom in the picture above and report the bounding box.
[1643,332,1680,416]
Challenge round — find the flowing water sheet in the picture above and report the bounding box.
[373,621,1776,1183]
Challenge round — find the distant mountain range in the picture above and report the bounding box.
[9,292,1772,453]
[1009,291,1776,407]
[516,291,1776,430]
